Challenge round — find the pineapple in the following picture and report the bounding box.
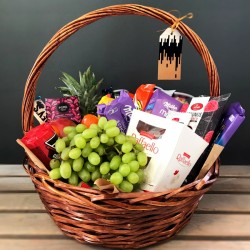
[56,66,103,116]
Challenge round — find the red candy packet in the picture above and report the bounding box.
[133,84,155,111]
[21,123,58,167]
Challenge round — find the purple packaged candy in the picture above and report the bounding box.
[214,102,245,146]
[145,89,182,118]
[145,89,182,115]
[104,90,135,133]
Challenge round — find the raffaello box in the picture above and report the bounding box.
[126,109,208,191]
[126,109,179,157]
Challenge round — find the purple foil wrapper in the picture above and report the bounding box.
[150,97,183,118]
[215,102,245,146]
[97,104,106,116]
[145,89,182,114]
[104,90,135,133]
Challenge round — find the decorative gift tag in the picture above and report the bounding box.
[158,27,183,80]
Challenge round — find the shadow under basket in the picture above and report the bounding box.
[21,4,221,249]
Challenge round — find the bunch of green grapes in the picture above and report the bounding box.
[49,117,148,192]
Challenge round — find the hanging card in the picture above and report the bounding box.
[158,28,183,80]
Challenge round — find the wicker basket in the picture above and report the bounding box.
[21,4,220,249]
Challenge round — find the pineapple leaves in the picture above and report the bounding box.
[56,66,103,116]
[59,72,81,96]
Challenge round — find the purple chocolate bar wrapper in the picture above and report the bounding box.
[151,98,182,118]
[104,90,135,133]
[215,102,245,146]
[145,89,182,114]
[97,104,106,116]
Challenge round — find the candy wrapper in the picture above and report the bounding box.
[20,123,58,167]
[133,84,155,111]
[185,94,231,142]
[45,96,81,123]
[34,97,47,124]
[196,102,245,180]
[97,95,114,116]
[145,89,183,117]
[214,102,245,146]
[104,90,135,133]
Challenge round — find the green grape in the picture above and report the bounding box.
[62,136,70,146]
[82,128,98,139]
[107,151,117,161]
[72,157,84,172]
[84,161,96,172]
[68,131,77,140]
[60,161,72,179]
[104,119,117,130]
[91,169,101,182]
[110,155,122,170]
[74,133,82,139]
[136,169,144,184]
[100,133,109,143]
[69,138,75,147]
[115,133,126,144]
[68,172,79,186]
[75,136,86,149]
[106,137,115,146]
[61,147,71,161]
[130,152,136,161]
[89,124,100,132]
[90,136,100,149]
[55,138,66,153]
[63,126,75,135]
[100,162,110,175]
[126,135,137,145]
[121,141,133,153]
[127,172,139,184]
[110,172,123,185]
[88,152,101,165]
[75,124,87,133]
[69,148,82,159]
[78,168,91,183]
[119,180,133,193]
[137,152,148,167]
[106,127,120,138]
[64,158,73,165]
[122,152,134,164]
[95,144,105,156]
[119,164,130,177]
[49,168,61,180]
[98,116,107,129]
[134,143,144,152]
[81,143,93,158]
[49,159,60,169]
[128,160,140,172]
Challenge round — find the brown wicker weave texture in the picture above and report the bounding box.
[21,4,220,249]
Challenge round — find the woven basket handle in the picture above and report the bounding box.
[22,4,220,133]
